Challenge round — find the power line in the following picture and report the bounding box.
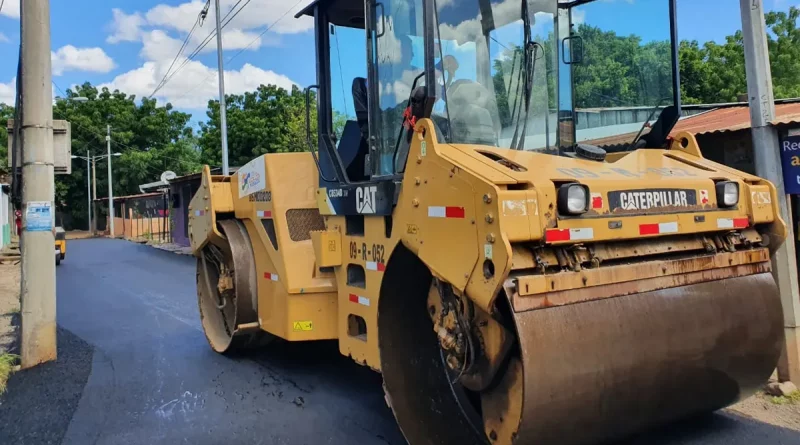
[150,0,252,98]
[170,0,305,104]
[148,2,209,98]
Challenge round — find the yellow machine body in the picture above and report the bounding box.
[191,123,785,444]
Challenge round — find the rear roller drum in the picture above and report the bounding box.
[197,219,273,353]
[378,246,783,445]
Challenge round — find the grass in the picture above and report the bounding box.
[769,391,800,405]
[0,353,19,394]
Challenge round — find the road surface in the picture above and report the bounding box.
[13,239,800,444]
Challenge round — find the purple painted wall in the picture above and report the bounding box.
[170,179,200,247]
[172,204,189,246]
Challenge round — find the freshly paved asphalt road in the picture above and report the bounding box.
[10,238,800,444]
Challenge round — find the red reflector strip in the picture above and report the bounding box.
[545,228,594,243]
[591,193,603,209]
[428,206,465,218]
[718,217,749,229]
[365,261,386,272]
[263,272,279,281]
[194,210,205,217]
[638,222,678,236]
[348,293,370,306]
[256,210,272,218]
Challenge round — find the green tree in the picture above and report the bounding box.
[53,83,199,229]
[0,104,14,177]
[199,84,315,167]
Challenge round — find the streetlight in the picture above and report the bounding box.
[55,96,89,104]
[71,152,121,234]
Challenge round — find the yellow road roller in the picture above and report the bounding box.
[190,0,786,443]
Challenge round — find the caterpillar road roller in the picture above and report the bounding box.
[189,0,787,443]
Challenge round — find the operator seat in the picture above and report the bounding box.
[353,77,370,141]
[327,77,369,182]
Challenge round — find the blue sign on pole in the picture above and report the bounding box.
[780,135,800,195]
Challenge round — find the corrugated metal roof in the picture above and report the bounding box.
[671,103,800,136]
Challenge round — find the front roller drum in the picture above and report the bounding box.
[197,219,273,353]
[508,272,783,445]
[381,254,783,445]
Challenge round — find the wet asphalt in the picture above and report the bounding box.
[2,238,799,445]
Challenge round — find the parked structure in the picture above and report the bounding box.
[139,168,237,247]
[93,192,169,241]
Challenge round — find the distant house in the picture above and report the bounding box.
[93,192,169,240]
[140,167,238,248]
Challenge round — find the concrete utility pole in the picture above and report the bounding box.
[740,0,800,385]
[214,0,230,176]
[86,150,91,231]
[107,125,115,238]
[92,158,97,234]
[19,0,57,368]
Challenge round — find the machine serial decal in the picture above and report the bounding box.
[609,189,697,211]
[249,191,272,202]
[349,241,386,263]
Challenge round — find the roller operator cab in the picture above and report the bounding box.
[189,1,787,444]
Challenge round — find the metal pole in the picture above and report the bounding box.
[107,125,115,238]
[214,0,230,175]
[86,151,91,231]
[19,0,57,368]
[92,158,96,201]
[740,0,800,385]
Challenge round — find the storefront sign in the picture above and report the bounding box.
[780,134,800,194]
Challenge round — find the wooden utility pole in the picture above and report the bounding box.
[19,0,57,368]
[740,0,800,384]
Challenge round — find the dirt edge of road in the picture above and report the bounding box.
[0,262,21,393]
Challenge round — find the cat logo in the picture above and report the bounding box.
[356,186,377,214]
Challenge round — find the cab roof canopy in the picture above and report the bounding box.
[295,0,365,29]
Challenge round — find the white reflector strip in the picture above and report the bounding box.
[365,261,386,272]
[349,294,370,306]
[264,272,279,281]
[659,222,679,234]
[569,228,594,241]
[717,217,748,229]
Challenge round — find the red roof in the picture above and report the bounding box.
[671,103,800,136]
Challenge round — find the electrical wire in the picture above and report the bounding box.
[169,0,305,103]
[148,7,206,98]
[333,26,349,118]
[149,0,252,98]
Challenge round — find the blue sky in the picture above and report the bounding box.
[0,0,795,125]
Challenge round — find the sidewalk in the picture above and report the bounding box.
[0,251,20,393]
[147,241,193,255]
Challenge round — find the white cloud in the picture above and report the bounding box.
[109,0,311,57]
[100,60,297,109]
[51,45,116,76]
[107,9,146,43]
[0,78,15,105]
[1,1,19,19]
[0,33,9,43]
[100,0,305,111]
[140,30,185,63]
